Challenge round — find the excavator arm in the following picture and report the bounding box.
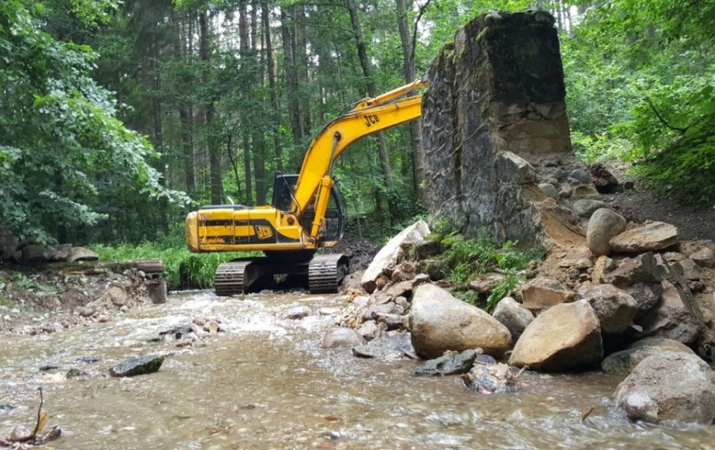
[292,78,428,236]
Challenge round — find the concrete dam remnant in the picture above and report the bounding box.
[420,9,597,248]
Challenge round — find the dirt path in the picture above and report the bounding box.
[601,163,715,242]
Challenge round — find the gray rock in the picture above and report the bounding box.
[412,349,478,377]
[357,320,383,341]
[322,327,365,348]
[538,183,558,199]
[630,283,701,345]
[572,199,609,219]
[603,252,662,288]
[615,352,715,424]
[361,220,430,293]
[104,286,128,307]
[609,221,678,253]
[417,259,448,281]
[409,284,511,359]
[509,300,603,372]
[67,246,99,263]
[48,244,72,261]
[22,244,52,265]
[502,151,536,184]
[587,208,627,256]
[627,282,663,317]
[362,303,403,321]
[372,312,406,330]
[283,305,311,320]
[568,168,591,184]
[110,354,166,377]
[602,337,696,375]
[581,284,638,334]
[352,332,413,359]
[492,297,533,342]
[462,362,520,394]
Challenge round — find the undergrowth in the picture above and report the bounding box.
[439,232,544,311]
[93,228,248,290]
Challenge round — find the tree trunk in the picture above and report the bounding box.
[395,0,422,195]
[173,11,195,194]
[262,0,283,173]
[281,6,303,149]
[199,10,222,204]
[346,0,396,219]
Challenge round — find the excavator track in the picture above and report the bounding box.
[214,260,254,296]
[213,254,349,296]
[308,254,349,294]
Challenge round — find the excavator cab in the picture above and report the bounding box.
[271,174,346,245]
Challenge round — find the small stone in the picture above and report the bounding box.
[283,305,311,320]
[110,354,166,377]
[322,327,365,348]
[538,183,558,198]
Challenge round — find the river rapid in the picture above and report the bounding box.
[1,290,714,450]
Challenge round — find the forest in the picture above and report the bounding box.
[1,0,714,247]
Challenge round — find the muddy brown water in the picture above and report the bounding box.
[1,291,714,450]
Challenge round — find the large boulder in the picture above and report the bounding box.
[586,208,627,256]
[609,221,678,253]
[492,296,534,342]
[509,300,603,372]
[614,352,715,424]
[361,220,430,293]
[409,284,511,359]
[580,284,638,334]
[602,337,696,375]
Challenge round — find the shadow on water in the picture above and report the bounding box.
[1,291,714,449]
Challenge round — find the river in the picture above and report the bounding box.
[1,290,714,449]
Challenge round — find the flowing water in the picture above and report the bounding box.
[1,291,714,450]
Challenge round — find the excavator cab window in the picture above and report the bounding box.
[270,173,346,243]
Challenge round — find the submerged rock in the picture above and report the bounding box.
[322,327,365,349]
[601,337,696,375]
[352,332,414,359]
[412,349,478,377]
[110,354,166,377]
[462,361,520,394]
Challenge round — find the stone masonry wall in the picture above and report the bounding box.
[420,10,596,246]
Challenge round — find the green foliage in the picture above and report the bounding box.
[562,0,715,203]
[0,0,188,244]
[94,228,246,289]
[604,71,715,203]
[440,234,540,284]
[439,234,542,311]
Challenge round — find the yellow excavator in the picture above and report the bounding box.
[185,78,429,295]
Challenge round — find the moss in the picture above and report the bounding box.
[475,26,491,43]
